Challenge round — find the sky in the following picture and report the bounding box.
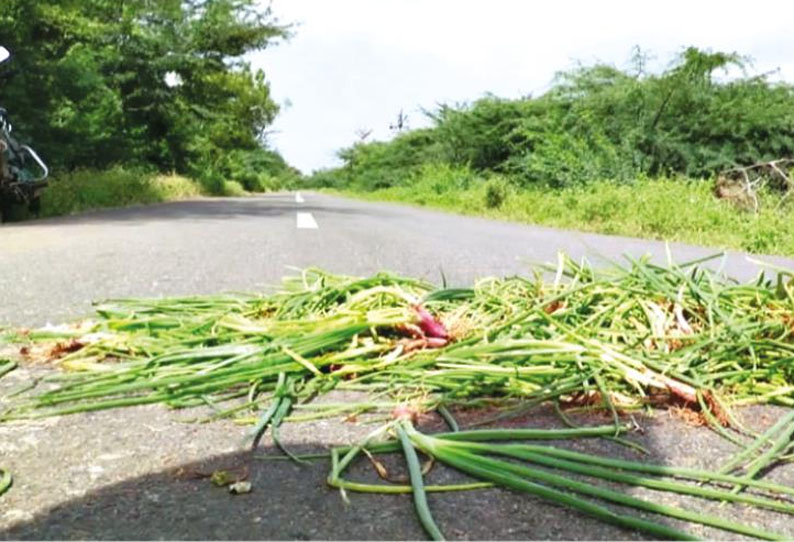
[251,0,794,174]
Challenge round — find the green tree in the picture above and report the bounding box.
[0,0,291,185]
[321,46,794,190]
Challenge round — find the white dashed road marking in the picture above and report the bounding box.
[295,192,305,203]
[296,212,318,229]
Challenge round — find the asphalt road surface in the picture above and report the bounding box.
[2,193,794,541]
[1,191,793,327]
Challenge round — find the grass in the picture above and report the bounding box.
[336,174,794,257]
[220,180,247,197]
[39,167,205,217]
[8,166,285,221]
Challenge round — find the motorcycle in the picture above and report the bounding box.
[0,46,49,222]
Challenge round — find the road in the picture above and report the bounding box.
[2,193,794,540]
[1,191,792,327]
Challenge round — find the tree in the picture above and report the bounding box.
[0,0,291,182]
[320,46,794,189]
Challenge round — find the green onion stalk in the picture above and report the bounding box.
[329,420,792,540]
[2,255,794,536]
[0,468,11,497]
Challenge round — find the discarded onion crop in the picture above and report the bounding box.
[2,252,794,539]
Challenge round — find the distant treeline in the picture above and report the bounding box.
[310,48,794,190]
[0,0,298,193]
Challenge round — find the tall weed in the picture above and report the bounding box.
[341,177,794,257]
[40,167,203,217]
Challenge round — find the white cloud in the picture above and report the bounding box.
[253,0,794,173]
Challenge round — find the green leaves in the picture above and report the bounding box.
[0,0,291,182]
[319,46,794,190]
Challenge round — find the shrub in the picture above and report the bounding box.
[506,130,639,188]
[39,167,203,217]
[333,128,441,191]
[410,163,477,194]
[40,167,149,216]
[484,175,511,209]
[193,161,226,195]
[224,148,297,192]
[429,97,526,170]
[304,168,345,189]
[221,180,247,197]
[258,173,299,192]
[149,173,203,200]
[323,47,794,192]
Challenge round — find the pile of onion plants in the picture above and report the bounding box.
[2,252,794,539]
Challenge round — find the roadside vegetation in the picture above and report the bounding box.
[346,167,794,256]
[308,47,794,256]
[37,168,202,218]
[0,1,298,219]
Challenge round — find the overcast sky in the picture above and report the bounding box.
[251,0,794,174]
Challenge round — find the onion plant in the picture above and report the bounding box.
[2,253,794,538]
[0,468,10,497]
[329,420,793,540]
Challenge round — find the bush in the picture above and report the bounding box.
[305,169,345,189]
[149,173,204,200]
[430,97,525,170]
[223,148,298,192]
[506,130,639,187]
[40,167,202,217]
[221,180,247,197]
[259,173,299,192]
[332,128,441,191]
[484,175,511,209]
[324,47,794,192]
[410,163,477,194]
[193,162,226,195]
